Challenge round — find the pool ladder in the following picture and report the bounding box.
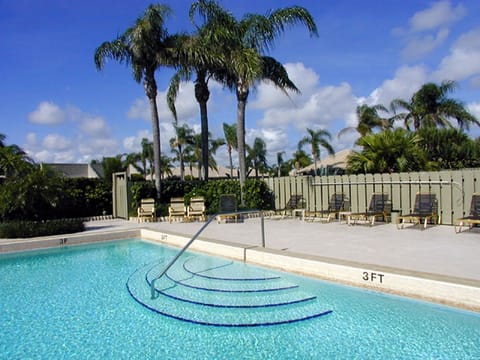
[150,210,266,299]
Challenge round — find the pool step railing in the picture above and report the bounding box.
[150,209,266,299]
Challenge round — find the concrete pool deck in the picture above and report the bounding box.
[1,216,480,312]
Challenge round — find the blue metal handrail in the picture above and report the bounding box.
[150,209,265,299]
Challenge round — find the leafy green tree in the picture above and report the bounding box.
[170,124,194,181]
[391,80,479,131]
[191,0,318,199]
[222,122,237,178]
[338,104,392,140]
[298,128,334,175]
[347,128,432,174]
[288,149,312,174]
[140,138,154,180]
[94,4,179,199]
[417,127,480,169]
[247,137,269,178]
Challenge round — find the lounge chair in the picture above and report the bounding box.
[309,193,349,222]
[276,194,306,219]
[216,194,239,223]
[396,193,439,229]
[137,198,156,223]
[168,197,186,223]
[187,196,206,222]
[454,193,480,233]
[348,193,392,226]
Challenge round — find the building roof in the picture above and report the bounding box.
[44,163,103,178]
[293,149,352,175]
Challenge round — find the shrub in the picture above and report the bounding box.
[0,219,85,238]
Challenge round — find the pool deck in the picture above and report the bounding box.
[2,216,480,312]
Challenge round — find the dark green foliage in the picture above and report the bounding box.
[129,178,274,216]
[417,127,480,169]
[0,219,85,238]
[0,169,112,221]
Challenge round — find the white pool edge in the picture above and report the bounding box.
[1,228,479,313]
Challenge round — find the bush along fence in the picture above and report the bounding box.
[265,168,480,226]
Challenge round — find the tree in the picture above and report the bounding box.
[222,122,237,178]
[417,127,480,169]
[347,128,432,174]
[0,134,34,179]
[169,124,194,180]
[338,104,392,140]
[167,1,230,181]
[289,149,311,174]
[391,80,479,131]
[191,0,318,203]
[247,137,268,178]
[94,4,178,199]
[140,138,154,180]
[298,128,334,175]
[275,151,286,177]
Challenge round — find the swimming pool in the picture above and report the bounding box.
[1,239,479,359]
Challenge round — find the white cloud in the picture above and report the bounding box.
[42,134,71,151]
[396,1,466,60]
[127,82,198,123]
[28,101,66,125]
[432,28,480,82]
[79,116,110,137]
[367,65,428,107]
[401,28,449,60]
[123,130,152,153]
[467,101,480,120]
[251,62,319,110]
[409,0,466,32]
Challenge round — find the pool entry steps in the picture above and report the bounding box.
[126,256,333,326]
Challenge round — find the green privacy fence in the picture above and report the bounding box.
[265,168,480,225]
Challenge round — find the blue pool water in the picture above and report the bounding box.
[1,239,479,359]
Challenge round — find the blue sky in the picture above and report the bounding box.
[1,0,480,167]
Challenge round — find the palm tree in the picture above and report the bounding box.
[276,151,286,177]
[188,132,225,179]
[298,128,334,175]
[0,135,34,179]
[169,124,194,180]
[347,128,432,174]
[94,4,179,199]
[338,104,392,140]
[289,149,311,175]
[247,137,268,178]
[222,122,237,178]
[140,138,154,180]
[390,80,479,131]
[191,1,318,202]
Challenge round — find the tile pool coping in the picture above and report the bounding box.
[1,227,479,313]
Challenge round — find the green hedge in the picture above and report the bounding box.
[129,178,275,217]
[0,219,85,238]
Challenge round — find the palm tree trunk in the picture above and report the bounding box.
[144,72,161,200]
[228,146,233,178]
[195,74,210,181]
[236,90,248,205]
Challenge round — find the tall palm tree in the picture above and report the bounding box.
[276,151,286,177]
[298,128,334,175]
[166,1,231,181]
[247,137,268,178]
[289,149,311,175]
[222,122,237,178]
[191,1,318,202]
[169,124,194,181]
[390,80,479,131]
[0,134,34,178]
[338,104,392,140]
[140,138,154,180]
[94,4,178,199]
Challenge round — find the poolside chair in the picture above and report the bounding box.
[137,198,156,223]
[276,194,306,219]
[187,196,207,222]
[454,193,480,233]
[348,193,392,226]
[310,193,349,223]
[168,197,186,223]
[216,194,239,223]
[396,193,439,230]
